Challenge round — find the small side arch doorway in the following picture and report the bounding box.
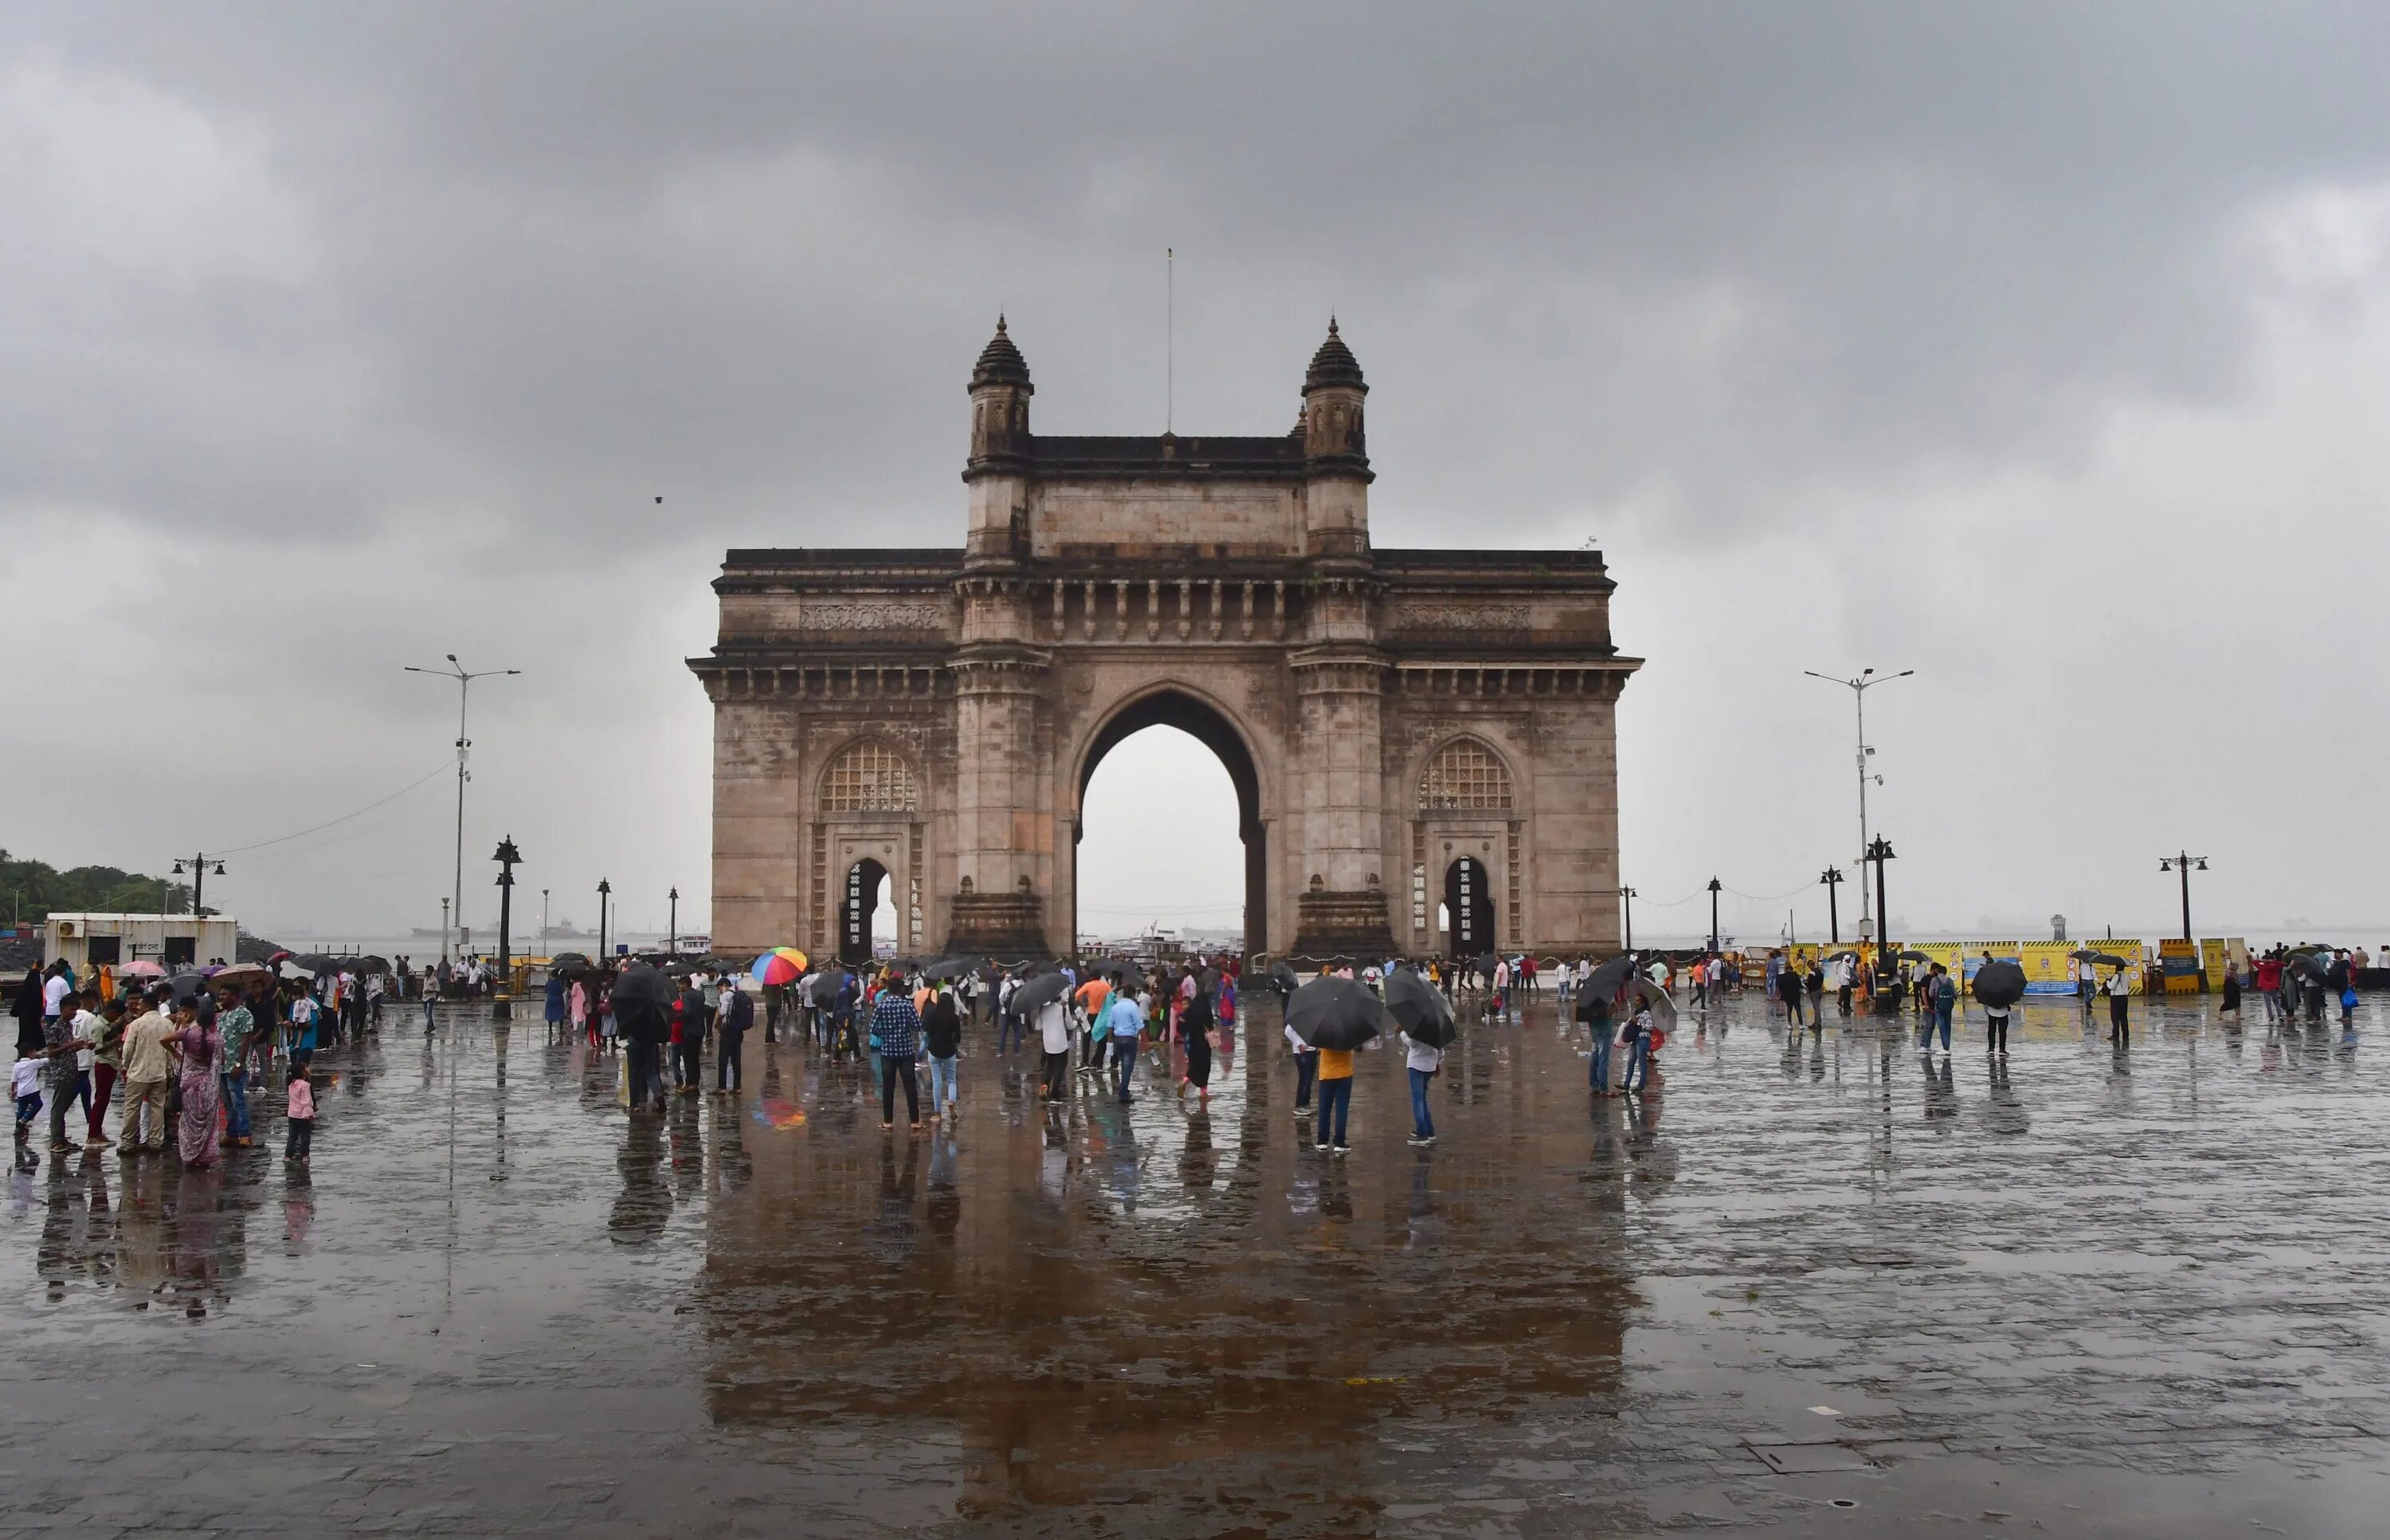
[840,858,891,966]
[1443,856,1493,959]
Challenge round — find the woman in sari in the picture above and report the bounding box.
[168,1004,222,1167]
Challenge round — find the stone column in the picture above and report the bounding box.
[944,645,1052,955]
[1287,646,1397,960]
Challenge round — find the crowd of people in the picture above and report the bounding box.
[10,955,394,1171]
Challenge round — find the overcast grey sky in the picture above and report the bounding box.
[6,2,2386,946]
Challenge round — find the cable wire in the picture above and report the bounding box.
[208,762,455,856]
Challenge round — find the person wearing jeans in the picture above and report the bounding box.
[1620,1009,1652,1096]
[920,986,961,1119]
[1586,1001,1614,1095]
[1401,1033,1440,1145]
[214,988,256,1147]
[1314,1046,1354,1151]
[1288,1021,1318,1120]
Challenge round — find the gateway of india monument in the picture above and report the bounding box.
[691,320,1640,965]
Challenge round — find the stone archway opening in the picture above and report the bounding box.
[1444,856,1494,960]
[1075,691,1266,960]
[840,858,891,966]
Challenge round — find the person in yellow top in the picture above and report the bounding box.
[1314,1046,1354,1154]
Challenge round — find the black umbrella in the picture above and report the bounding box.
[288,952,338,975]
[1382,967,1458,1048]
[611,962,672,1016]
[1825,950,1859,965]
[2069,950,2132,970]
[168,970,209,1001]
[1469,954,1499,980]
[1104,960,1147,993]
[2286,953,2328,982]
[548,952,594,973]
[1972,959,2028,1009]
[1582,955,1640,1004]
[1270,961,1301,994]
[923,956,978,982]
[1897,950,1937,964]
[1010,970,1073,1014]
[1284,976,1385,1051]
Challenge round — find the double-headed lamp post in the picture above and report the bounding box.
[2159,852,2208,942]
[1619,885,1637,952]
[1866,837,1897,1012]
[491,836,521,1021]
[171,854,226,919]
[405,654,520,966]
[668,887,679,954]
[597,880,612,961]
[1706,877,1723,953]
[1820,867,1844,945]
[1804,668,1912,943]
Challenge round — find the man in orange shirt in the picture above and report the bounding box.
[1314,1046,1354,1154]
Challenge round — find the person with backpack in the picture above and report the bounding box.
[714,978,753,1095]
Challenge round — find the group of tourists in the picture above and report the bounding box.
[10,958,353,1171]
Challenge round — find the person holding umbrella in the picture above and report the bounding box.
[1384,967,1456,1145]
[1972,958,2027,1056]
[2106,961,2134,1045]
[1286,975,1381,1155]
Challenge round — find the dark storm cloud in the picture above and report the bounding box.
[11,2,2388,552]
[6,3,2388,938]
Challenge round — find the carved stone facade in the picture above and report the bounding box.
[692,320,1640,962]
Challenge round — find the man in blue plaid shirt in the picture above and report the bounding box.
[868,974,922,1130]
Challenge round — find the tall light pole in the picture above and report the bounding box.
[597,879,612,962]
[170,853,226,918]
[492,836,521,1021]
[1619,884,1636,952]
[1804,668,1912,942]
[668,886,679,954]
[2159,852,2208,942]
[1706,877,1723,954]
[406,654,521,966]
[1820,866,1844,945]
[1866,837,1897,1012]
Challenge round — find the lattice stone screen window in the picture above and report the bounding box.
[1417,738,1513,810]
[820,742,919,812]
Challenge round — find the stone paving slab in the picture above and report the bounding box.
[5,993,2390,1534]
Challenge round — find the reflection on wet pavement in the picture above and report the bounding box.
[6,995,2390,1536]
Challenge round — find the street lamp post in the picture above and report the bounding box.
[541,888,550,958]
[1804,668,1913,943]
[170,853,226,920]
[1820,867,1844,945]
[441,897,450,957]
[492,836,521,1021]
[2159,852,2208,942]
[1706,877,1723,954]
[1619,885,1636,952]
[406,654,521,966]
[668,887,679,954]
[597,880,611,961]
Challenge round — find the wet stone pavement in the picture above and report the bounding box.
[7,992,2390,1538]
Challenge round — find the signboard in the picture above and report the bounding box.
[2158,938,2204,993]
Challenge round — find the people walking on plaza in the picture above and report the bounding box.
[1313,1042,1354,1154]
[116,989,174,1155]
[1108,986,1144,1103]
[1984,991,2012,1056]
[2254,950,2283,1025]
[920,983,960,1119]
[2106,964,2133,1046]
[1619,1000,1654,1097]
[214,984,256,1150]
[85,996,127,1146]
[715,978,753,1095]
[284,1069,315,1163]
[1288,1013,1319,1122]
[1034,986,1071,1103]
[1179,974,1216,1103]
[12,1048,41,1146]
[1581,979,1616,1095]
[1401,1027,1440,1145]
[2220,959,2243,1019]
[167,1000,221,1168]
[42,989,94,1152]
[1782,962,1805,1027]
[1925,965,1956,1051]
[869,971,923,1131]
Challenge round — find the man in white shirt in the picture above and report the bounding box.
[43,966,72,1022]
[1035,997,1072,1103]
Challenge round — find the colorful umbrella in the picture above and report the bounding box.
[750,947,808,986]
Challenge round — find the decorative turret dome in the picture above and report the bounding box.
[970,315,1032,390]
[1303,317,1365,394]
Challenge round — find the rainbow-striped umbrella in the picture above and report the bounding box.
[750,947,809,986]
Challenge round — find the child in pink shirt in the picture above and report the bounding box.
[284,1075,315,1162]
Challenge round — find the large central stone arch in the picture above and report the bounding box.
[1068,681,1271,959]
[693,319,1640,962]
